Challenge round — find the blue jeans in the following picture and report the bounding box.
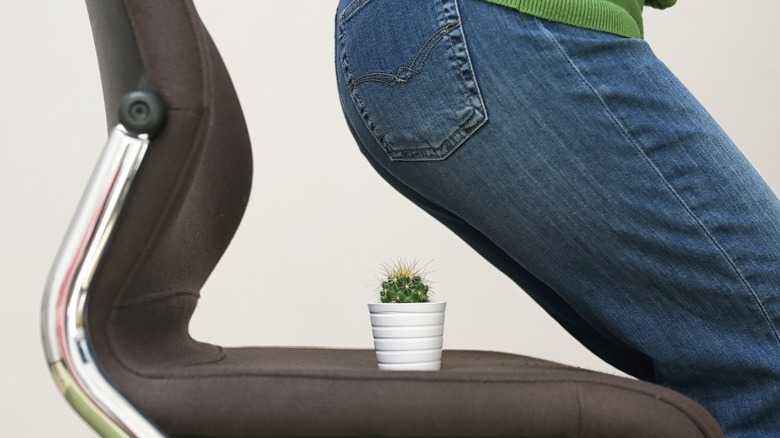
[334,0,780,436]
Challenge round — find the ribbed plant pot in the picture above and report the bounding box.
[368,301,446,371]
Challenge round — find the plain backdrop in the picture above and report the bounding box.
[1,1,778,436]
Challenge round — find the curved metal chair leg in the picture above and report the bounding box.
[42,124,167,438]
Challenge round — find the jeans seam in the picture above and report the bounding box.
[534,17,780,350]
[340,0,371,23]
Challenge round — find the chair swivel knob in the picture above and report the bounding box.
[118,90,166,138]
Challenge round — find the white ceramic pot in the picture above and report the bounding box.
[368,301,446,371]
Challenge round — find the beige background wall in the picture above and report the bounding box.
[1,1,778,436]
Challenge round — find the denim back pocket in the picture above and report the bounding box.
[337,0,487,161]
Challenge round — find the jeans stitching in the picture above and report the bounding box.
[338,0,486,160]
[349,20,461,90]
[439,0,488,159]
[340,0,370,23]
[534,17,780,350]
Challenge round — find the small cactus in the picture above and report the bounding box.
[379,259,431,303]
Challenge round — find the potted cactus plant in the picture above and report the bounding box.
[368,260,446,371]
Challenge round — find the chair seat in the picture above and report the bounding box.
[48,2,724,437]
[114,348,722,438]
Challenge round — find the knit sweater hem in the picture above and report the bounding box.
[481,0,675,39]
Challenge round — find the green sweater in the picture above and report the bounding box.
[482,0,676,39]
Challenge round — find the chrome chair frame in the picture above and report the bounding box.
[41,125,166,438]
[38,2,726,438]
[40,0,196,434]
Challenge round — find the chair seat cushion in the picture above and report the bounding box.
[114,348,722,437]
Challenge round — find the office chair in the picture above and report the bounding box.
[41,0,724,436]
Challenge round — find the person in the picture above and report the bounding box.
[333,0,780,436]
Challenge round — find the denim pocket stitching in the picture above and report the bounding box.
[436,108,479,155]
[349,20,461,90]
[443,1,483,117]
[340,0,371,23]
[338,0,487,161]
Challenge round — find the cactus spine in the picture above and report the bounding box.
[379,259,430,303]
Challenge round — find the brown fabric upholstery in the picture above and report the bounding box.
[86,0,254,407]
[83,1,723,437]
[118,348,722,438]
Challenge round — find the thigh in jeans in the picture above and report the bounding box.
[335,0,656,379]
[336,0,780,436]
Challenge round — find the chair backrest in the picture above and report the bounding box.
[42,1,251,435]
[87,0,253,373]
[85,0,145,129]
